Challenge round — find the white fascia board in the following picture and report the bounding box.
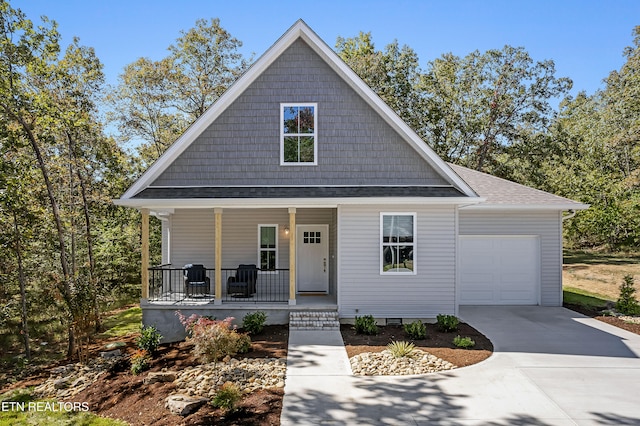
[459,203,590,211]
[113,196,484,210]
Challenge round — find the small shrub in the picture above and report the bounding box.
[453,335,475,348]
[176,311,250,363]
[137,325,162,356]
[436,314,459,332]
[242,311,267,335]
[404,320,427,340]
[212,382,242,412]
[237,333,252,354]
[616,275,640,315]
[130,349,150,375]
[354,315,378,335]
[387,341,416,358]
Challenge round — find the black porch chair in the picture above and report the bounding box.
[227,264,258,297]
[183,264,210,297]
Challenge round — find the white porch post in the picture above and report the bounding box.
[141,208,150,300]
[289,207,296,305]
[214,208,223,305]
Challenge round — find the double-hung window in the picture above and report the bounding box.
[258,225,278,271]
[380,213,416,274]
[281,103,317,165]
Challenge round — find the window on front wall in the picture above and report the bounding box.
[281,103,317,165]
[259,225,278,271]
[381,213,416,274]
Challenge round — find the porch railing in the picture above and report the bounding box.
[148,265,289,303]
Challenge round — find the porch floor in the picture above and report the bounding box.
[145,293,337,309]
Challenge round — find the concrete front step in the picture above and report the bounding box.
[289,311,340,331]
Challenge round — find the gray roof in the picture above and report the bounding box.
[133,186,465,199]
[449,163,588,208]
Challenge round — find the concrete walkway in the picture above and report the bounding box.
[280,306,640,425]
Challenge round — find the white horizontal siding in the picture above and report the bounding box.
[169,208,334,271]
[170,209,216,268]
[458,209,562,306]
[338,204,457,318]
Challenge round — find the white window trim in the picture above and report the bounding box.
[380,212,417,275]
[258,224,279,273]
[280,102,318,166]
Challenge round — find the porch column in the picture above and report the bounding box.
[288,207,296,305]
[214,208,223,305]
[141,208,150,299]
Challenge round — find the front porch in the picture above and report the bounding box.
[142,207,337,306]
[142,293,338,343]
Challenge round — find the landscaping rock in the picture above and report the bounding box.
[144,371,177,385]
[33,355,125,399]
[165,394,208,416]
[173,358,286,397]
[100,349,121,359]
[350,349,456,376]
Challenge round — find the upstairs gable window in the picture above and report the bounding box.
[281,103,317,165]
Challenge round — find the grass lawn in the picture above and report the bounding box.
[563,249,640,302]
[97,306,142,339]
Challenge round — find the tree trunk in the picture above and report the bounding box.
[67,131,102,331]
[1,103,76,357]
[12,211,31,361]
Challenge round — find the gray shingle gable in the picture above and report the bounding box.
[150,39,450,188]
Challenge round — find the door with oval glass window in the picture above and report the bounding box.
[296,225,329,293]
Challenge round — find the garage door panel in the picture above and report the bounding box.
[460,236,539,305]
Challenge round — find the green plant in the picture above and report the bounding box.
[436,314,459,332]
[387,341,416,358]
[453,335,475,348]
[130,349,150,375]
[616,275,640,315]
[354,315,378,335]
[403,320,427,340]
[242,311,267,335]
[212,382,242,412]
[237,333,252,354]
[136,325,162,356]
[176,312,250,363]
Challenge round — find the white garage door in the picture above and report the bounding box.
[459,236,539,305]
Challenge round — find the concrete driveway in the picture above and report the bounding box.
[281,306,640,425]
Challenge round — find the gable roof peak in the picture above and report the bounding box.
[119,20,477,200]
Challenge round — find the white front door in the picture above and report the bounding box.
[296,225,329,293]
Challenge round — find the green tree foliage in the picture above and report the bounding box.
[421,46,572,172]
[336,32,424,132]
[529,27,640,249]
[109,18,251,165]
[0,0,138,358]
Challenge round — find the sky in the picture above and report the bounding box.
[10,0,640,99]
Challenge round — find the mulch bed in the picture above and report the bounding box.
[68,325,289,426]
[340,322,493,368]
[564,303,640,335]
